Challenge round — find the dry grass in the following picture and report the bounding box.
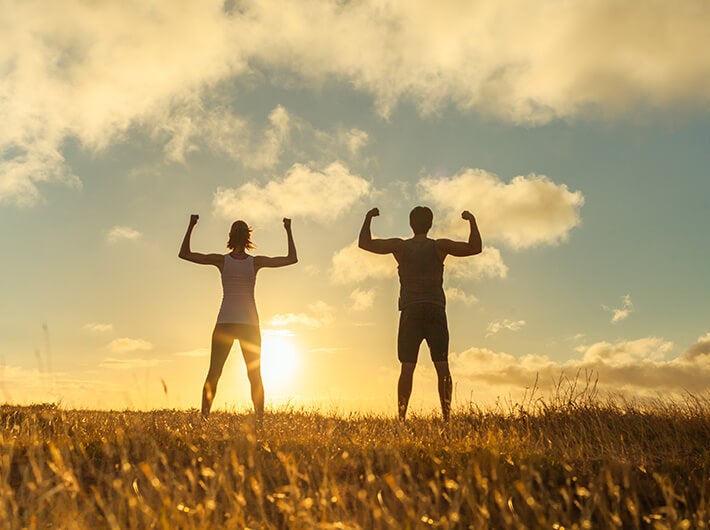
[1,388,708,529]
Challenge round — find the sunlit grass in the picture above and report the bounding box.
[1,386,708,528]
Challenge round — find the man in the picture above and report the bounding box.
[358,206,482,421]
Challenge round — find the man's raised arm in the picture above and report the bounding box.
[358,208,403,255]
[436,210,483,258]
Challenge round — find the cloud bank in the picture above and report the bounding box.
[451,335,710,397]
[3,1,708,205]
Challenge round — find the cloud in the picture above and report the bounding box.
[331,240,507,286]
[486,319,526,337]
[83,322,114,333]
[158,104,291,169]
[446,246,508,280]
[270,301,335,328]
[349,288,375,311]
[683,333,710,361]
[213,162,370,223]
[330,241,396,284]
[445,287,478,306]
[341,128,369,156]
[241,1,710,120]
[420,169,584,249]
[604,294,634,324]
[451,334,710,396]
[173,348,209,358]
[106,226,142,244]
[3,2,708,205]
[98,358,161,370]
[105,338,153,354]
[1,1,244,205]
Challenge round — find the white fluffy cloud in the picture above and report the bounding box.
[106,226,142,244]
[421,169,584,249]
[451,335,710,396]
[213,162,370,223]
[446,246,508,280]
[4,1,708,205]
[270,301,335,329]
[242,1,710,120]
[330,241,396,284]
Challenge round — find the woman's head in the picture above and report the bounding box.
[227,220,254,250]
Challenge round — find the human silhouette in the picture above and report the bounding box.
[179,214,297,420]
[358,206,482,421]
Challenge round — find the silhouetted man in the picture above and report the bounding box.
[358,206,482,421]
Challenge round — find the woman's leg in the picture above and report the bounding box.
[202,324,233,418]
[238,326,264,420]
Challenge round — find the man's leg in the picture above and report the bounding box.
[202,325,233,418]
[398,362,416,421]
[434,361,452,421]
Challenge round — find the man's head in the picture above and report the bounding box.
[409,206,433,235]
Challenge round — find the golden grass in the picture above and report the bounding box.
[1,390,708,529]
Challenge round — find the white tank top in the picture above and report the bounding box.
[216,255,259,325]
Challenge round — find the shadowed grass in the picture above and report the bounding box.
[0,391,708,529]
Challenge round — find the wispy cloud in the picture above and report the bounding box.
[106,226,142,244]
[84,322,114,333]
[158,104,291,169]
[486,319,527,337]
[173,348,209,358]
[105,338,153,354]
[270,301,335,329]
[445,287,478,306]
[99,358,161,370]
[213,162,371,224]
[604,294,634,324]
[420,169,584,250]
[349,288,375,311]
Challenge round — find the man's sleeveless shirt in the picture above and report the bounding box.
[397,239,445,310]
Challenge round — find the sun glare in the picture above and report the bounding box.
[260,329,299,390]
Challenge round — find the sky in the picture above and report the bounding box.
[1,0,709,414]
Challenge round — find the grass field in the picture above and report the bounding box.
[1,387,708,529]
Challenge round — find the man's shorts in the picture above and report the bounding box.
[397,303,449,363]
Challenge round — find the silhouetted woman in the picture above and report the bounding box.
[179,214,297,419]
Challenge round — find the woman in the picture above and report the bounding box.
[179,214,297,419]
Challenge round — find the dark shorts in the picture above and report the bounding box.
[397,303,449,363]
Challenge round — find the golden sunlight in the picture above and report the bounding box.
[260,329,299,390]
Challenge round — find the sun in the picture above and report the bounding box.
[260,329,299,390]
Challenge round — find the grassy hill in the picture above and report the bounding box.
[1,393,708,528]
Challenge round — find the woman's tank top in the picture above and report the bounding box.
[397,238,445,310]
[216,255,259,325]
